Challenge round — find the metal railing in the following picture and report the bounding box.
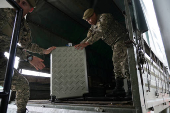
[0,0,23,113]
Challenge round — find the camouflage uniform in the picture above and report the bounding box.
[81,13,130,79]
[0,8,45,113]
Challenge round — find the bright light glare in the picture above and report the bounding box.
[140,0,168,66]
[4,52,20,69]
[21,69,51,77]
[4,52,50,77]
[17,43,21,47]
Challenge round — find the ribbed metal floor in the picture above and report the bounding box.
[7,100,134,113]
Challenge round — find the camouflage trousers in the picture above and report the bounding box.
[0,57,30,113]
[112,39,130,80]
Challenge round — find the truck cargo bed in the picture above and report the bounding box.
[8,99,134,113]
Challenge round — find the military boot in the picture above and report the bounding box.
[125,80,132,100]
[106,78,126,97]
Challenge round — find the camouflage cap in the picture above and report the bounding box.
[26,0,36,7]
[82,8,94,20]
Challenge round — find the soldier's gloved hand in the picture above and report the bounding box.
[29,56,45,70]
[74,42,89,50]
[43,46,56,54]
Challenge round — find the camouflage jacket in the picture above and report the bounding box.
[0,8,44,60]
[81,13,128,47]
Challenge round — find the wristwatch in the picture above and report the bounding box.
[27,55,33,62]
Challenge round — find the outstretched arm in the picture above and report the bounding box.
[28,46,56,70]
[43,46,56,54]
[74,42,89,50]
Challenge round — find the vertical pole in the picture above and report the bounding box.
[0,0,23,113]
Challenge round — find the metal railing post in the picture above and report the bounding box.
[0,0,22,113]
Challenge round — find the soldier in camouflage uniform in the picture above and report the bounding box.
[0,0,56,113]
[75,8,130,97]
